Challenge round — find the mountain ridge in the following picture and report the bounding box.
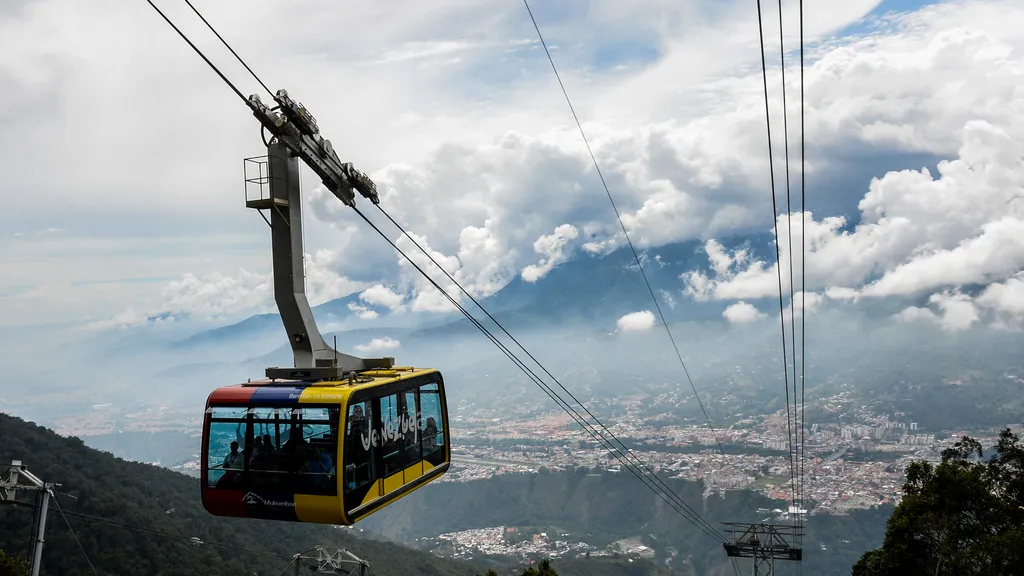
[176,232,778,348]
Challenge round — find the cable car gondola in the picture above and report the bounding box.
[198,113,451,524]
[201,367,450,524]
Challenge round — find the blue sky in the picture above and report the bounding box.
[837,0,944,36]
[0,0,1021,338]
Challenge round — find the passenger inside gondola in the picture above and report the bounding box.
[423,417,438,454]
[215,441,244,489]
[224,441,243,468]
[345,403,372,491]
[303,444,334,490]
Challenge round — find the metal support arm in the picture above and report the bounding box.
[244,89,395,380]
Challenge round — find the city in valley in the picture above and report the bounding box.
[38,387,1011,521]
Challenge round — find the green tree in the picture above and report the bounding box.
[0,549,29,576]
[477,560,560,576]
[522,559,558,576]
[852,426,1024,575]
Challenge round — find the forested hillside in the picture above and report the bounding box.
[0,412,481,576]
[362,467,890,575]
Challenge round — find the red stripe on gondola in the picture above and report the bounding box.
[202,487,248,518]
[208,386,256,404]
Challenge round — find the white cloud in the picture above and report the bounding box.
[779,291,826,324]
[723,301,767,325]
[522,224,580,283]
[86,251,364,329]
[83,268,272,330]
[686,117,1024,329]
[393,230,467,314]
[677,1,1024,329]
[617,310,656,332]
[347,302,379,320]
[894,291,979,333]
[976,273,1024,327]
[896,273,1024,332]
[359,284,407,312]
[355,337,402,353]
[894,305,937,326]
[4,0,1023,333]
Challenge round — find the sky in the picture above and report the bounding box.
[0,0,1022,337]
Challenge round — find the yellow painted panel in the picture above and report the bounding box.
[297,386,352,404]
[349,464,448,523]
[295,494,343,524]
[382,469,404,494]
[360,480,383,507]
[408,461,424,483]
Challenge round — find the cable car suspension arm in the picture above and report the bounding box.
[143,0,390,380]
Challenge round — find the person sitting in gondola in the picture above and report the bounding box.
[250,436,264,461]
[224,441,243,469]
[305,445,334,491]
[215,441,244,489]
[423,417,438,453]
[346,405,371,488]
[262,433,276,454]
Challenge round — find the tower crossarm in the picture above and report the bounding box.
[246,90,379,209]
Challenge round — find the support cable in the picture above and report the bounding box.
[275,557,299,576]
[183,0,275,98]
[799,0,808,551]
[142,0,729,545]
[775,0,802,532]
[522,0,756,519]
[142,0,249,106]
[373,205,728,537]
[356,206,727,543]
[775,0,801,494]
[755,0,798,512]
[50,507,294,562]
[51,494,99,576]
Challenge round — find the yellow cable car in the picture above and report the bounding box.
[201,368,450,524]
[199,115,452,524]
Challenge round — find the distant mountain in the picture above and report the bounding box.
[171,292,375,349]
[172,310,281,348]
[179,232,778,348]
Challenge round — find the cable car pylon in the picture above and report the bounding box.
[1,460,59,576]
[289,546,369,575]
[722,522,802,576]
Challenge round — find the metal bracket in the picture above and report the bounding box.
[1,460,60,576]
[292,545,369,575]
[723,522,802,576]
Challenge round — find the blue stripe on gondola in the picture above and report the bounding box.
[249,385,309,405]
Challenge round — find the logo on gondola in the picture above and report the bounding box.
[242,492,294,508]
[242,492,265,505]
[360,410,420,450]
